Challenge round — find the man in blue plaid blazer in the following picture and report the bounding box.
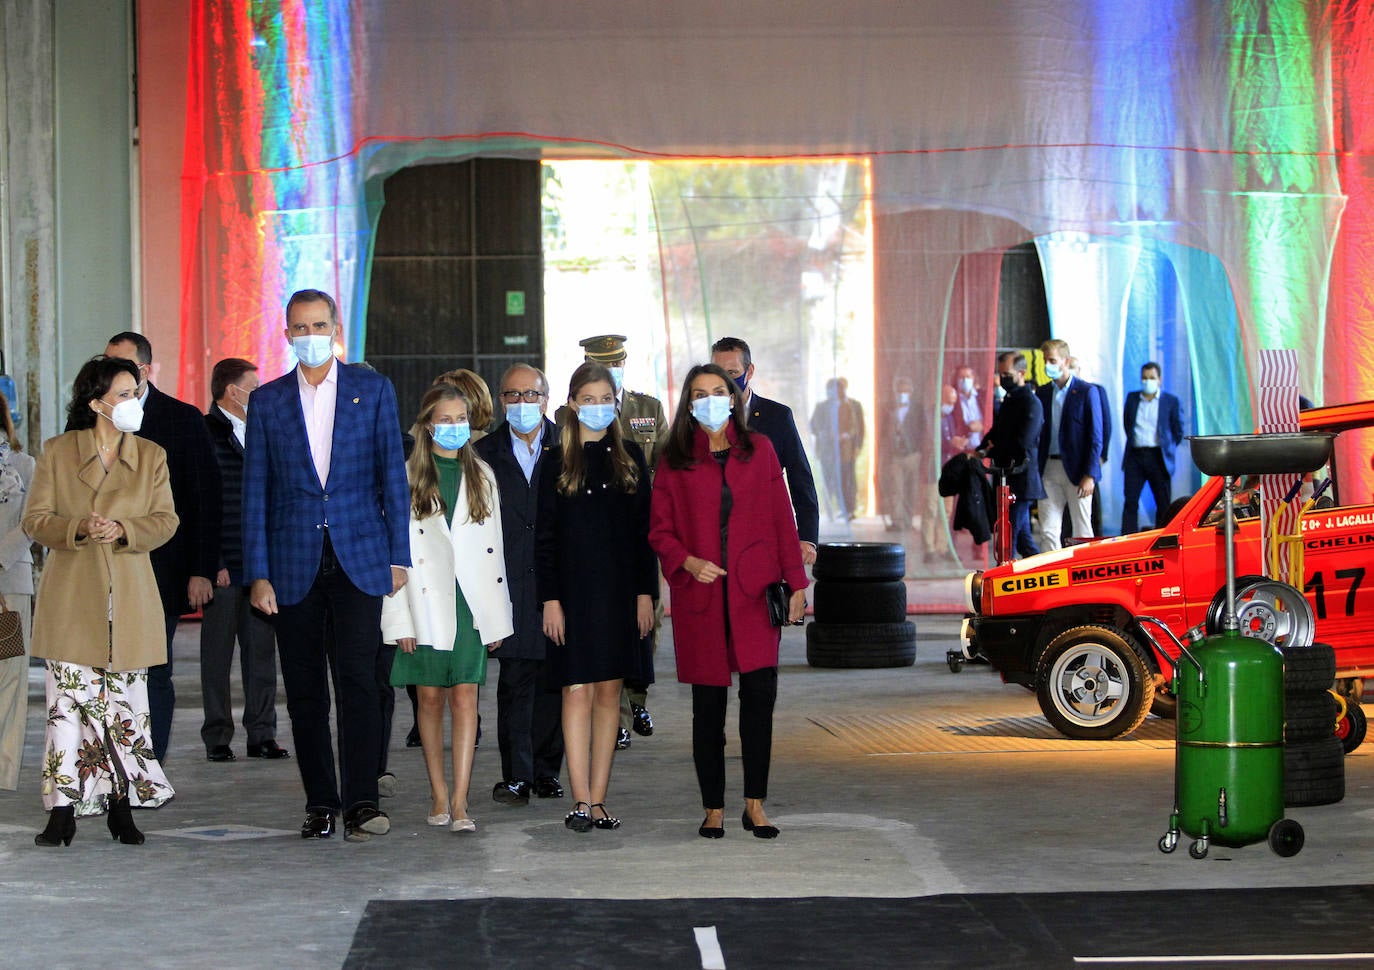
[243,289,411,843]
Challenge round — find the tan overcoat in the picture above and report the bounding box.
[22,429,179,671]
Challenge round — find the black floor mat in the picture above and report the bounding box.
[345,886,1374,969]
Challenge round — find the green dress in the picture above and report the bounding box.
[389,455,488,687]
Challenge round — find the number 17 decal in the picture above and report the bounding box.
[1304,567,1366,620]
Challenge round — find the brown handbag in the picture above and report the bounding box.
[0,594,24,661]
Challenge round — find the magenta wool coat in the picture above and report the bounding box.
[650,424,808,686]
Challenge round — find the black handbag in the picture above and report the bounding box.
[765,581,791,627]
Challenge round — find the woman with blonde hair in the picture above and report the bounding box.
[538,362,656,833]
[383,383,511,833]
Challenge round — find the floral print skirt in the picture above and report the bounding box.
[41,661,174,817]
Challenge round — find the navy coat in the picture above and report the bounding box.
[744,392,821,546]
[1036,376,1104,485]
[1123,390,1185,475]
[983,383,1045,502]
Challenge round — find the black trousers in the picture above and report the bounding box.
[691,666,778,808]
[200,584,279,751]
[271,536,383,816]
[1122,446,1171,534]
[375,640,397,775]
[147,608,179,762]
[496,656,564,783]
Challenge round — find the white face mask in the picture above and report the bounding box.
[101,397,144,434]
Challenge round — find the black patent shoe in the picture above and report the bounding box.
[300,809,337,839]
[492,780,531,805]
[534,777,564,799]
[564,801,593,833]
[590,803,621,830]
[741,808,779,840]
[344,806,391,843]
[615,727,632,750]
[107,796,145,845]
[35,806,76,847]
[631,704,654,737]
[245,739,290,759]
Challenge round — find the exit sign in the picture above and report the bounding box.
[506,291,526,316]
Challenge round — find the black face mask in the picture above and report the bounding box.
[999,373,1017,392]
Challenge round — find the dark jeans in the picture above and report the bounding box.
[496,656,564,783]
[200,584,279,750]
[147,608,179,762]
[1122,446,1171,534]
[1011,496,1038,560]
[375,640,397,775]
[691,666,778,808]
[271,537,383,816]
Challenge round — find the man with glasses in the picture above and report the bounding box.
[475,365,566,805]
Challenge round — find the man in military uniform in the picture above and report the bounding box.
[569,335,667,750]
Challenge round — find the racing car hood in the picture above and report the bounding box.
[964,529,1167,614]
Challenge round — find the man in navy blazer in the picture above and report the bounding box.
[243,289,411,843]
[1121,361,1185,534]
[711,337,820,564]
[1036,338,1103,551]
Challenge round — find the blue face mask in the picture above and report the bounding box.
[1141,378,1160,396]
[577,403,617,433]
[608,366,625,392]
[958,377,974,395]
[292,333,335,368]
[432,422,470,452]
[506,402,542,434]
[691,395,733,432]
[1044,363,1063,381]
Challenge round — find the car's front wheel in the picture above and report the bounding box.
[1035,625,1155,739]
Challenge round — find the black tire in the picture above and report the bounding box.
[1034,625,1154,740]
[1205,577,1315,646]
[812,542,906,582]
[1284,735,1345,806]
[812,579,907,625]
[1337,702,1367,754]
[1150,679,1177,720]
[1267,818,1304,858]
[1282,642,1337,691]
[805,621,917,669]
[1284,690,1338,743]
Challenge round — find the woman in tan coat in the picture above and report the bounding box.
[24,356,179,847]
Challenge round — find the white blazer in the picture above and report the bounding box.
[381,461,514,649]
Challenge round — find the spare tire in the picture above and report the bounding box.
[1282,642,1336,691]
[1284,690,1338,743]
[1284,735,1345,806]
[812,579,907,625]
[805,621,917,669]
[813,542,906,582]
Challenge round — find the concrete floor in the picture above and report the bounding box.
[2,611,1370,969]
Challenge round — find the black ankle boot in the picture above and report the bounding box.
[107,795,145,845]
[35,805,76,847]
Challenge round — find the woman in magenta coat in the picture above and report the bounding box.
[650,363,807,840]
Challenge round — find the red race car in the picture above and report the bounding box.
[960,400,1374,742]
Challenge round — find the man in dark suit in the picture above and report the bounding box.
[711,336,820,564]
[103,332,221,763]
[1121,361,1185,534]
[200,358,288,763]
[1036,338,1103,551]
[243,289,411,843]
[979,351,1045,559]
[475,363,565,807]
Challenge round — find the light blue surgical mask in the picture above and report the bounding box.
[691,395,732,432]
[577,403,617,433]
[292,334,335,368]
[958,377,974,396]
[1044,363,1063,381]
[506,402,542,435]
[432,422,470,452]
[608,366,625,392]
[1141,378,1160,397]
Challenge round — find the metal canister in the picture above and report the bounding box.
[1172,630,1285,850]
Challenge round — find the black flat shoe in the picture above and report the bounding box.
[492,780,531,805]
[631,704,654,737]
[405,726,422,748]
[534,777,564,799]
[741,809,779,840]
[245,739,290,759]
[698,814,725,840]
[206,745,237,762]
[107,795,145,845]
[300,809,337,839]
[35,806,76,847]
[344,806,391,843]
[564,801,593,833]
[590,803,621,830]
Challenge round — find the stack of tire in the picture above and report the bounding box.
[805,542,916,668]
[1283,643,1346,807]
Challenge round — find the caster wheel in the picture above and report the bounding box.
[1158,831,1178,854]
[1188,839,1208,860]
[1268,818,1304,858]
[946,651,964,673]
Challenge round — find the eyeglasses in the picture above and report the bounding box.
[499,389,545,403]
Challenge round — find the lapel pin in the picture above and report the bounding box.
[353,397,360,404]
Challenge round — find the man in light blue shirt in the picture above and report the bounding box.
[1121,361,1185,533]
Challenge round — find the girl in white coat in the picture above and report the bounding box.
[383,384,512,832]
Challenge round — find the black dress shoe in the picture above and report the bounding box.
[616,727,632,750]
[533,777,564,799]
[492,780,530,805]
[631,704,654,737]
[300,809,337,839]
[742,809,779,840]
[245,739,290,759]
[344,806,390,843]
[405,725,422,748]
[206,745,237,762]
